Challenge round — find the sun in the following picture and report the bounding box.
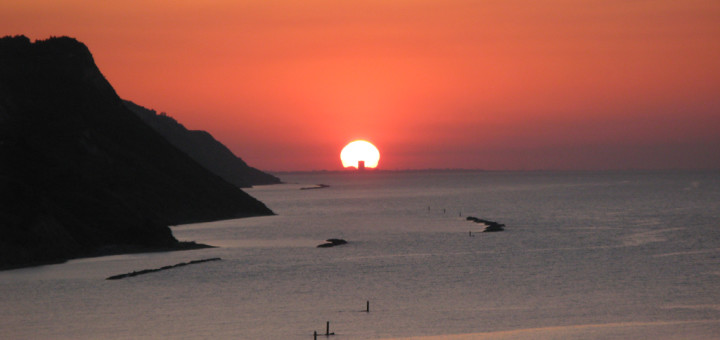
[340,140,380,169]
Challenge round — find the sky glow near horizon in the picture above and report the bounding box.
[2,1,719,171]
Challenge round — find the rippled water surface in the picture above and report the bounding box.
[2,171,720,339]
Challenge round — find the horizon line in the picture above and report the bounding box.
[265,168,718,174]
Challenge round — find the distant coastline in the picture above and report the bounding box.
[268,168,715,175]
[271,168,490,175]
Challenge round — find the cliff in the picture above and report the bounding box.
[0,35,274,269]
[124,101,281,188]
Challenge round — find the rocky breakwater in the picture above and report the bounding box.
[317,239,348,248]
[466,216,505,232]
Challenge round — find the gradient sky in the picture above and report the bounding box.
[3,1,719,171]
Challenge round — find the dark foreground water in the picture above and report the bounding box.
[2,170,719,339]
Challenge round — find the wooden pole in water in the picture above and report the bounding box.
[366,300,370,312]
[326,321,330,336]
[314,330,317,340]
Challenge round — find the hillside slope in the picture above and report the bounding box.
[0,35,273,269]
[125,101,280,188]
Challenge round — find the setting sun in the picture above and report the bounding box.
[340,140,380,169]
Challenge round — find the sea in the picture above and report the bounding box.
[2,170,720,339]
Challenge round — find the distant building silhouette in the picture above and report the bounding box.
[358,160,365,171]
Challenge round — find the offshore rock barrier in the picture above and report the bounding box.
[466,216,505,232]
[106,257,221,280]
[317,239,348,248]
[301,184,330,190]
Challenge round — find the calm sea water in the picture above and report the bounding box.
[2,170,720,339]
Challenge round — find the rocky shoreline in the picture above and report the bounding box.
[0,242,214,271]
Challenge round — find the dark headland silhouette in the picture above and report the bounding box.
[0,35,274,270]
[124,101,281,188]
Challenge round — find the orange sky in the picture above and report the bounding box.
[3,1,719,170]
